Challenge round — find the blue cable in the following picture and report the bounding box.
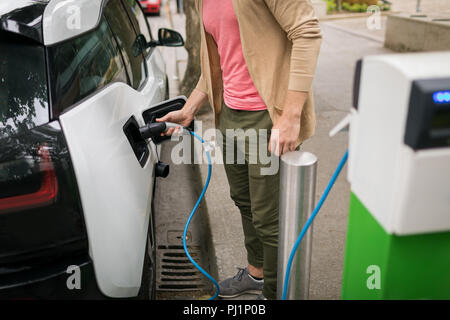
[181,126,347,301]
[281,150,349,300]
[183,131,220,300]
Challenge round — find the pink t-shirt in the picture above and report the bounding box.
[203,0,267,111]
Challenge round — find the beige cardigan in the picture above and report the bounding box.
[194,0,322,145]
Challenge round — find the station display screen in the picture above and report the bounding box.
[405,80,450,149]
[433,91,450,104]
[432,109,450,130]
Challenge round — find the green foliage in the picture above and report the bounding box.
[322,0,390,14]
[325,0,336,13]
[340,1,390,13]
[342,2,365,12]
[353,3,362,11]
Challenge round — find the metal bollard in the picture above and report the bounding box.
[277,151,317,300]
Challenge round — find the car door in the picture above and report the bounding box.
[58,0,184,298]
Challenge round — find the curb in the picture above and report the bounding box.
[320,10,398,21]
[191,113,256,300]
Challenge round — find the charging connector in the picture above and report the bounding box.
[139,122,191,141]
[139,122,167,140]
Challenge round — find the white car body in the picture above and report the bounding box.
[40,0,184,297]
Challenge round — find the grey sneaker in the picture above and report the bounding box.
[218,267,263,298]
[256,293,267,300]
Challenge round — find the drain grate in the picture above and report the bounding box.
[157,245,206,291]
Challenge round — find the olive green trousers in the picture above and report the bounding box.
[218,104,280,299]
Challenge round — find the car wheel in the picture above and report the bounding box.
[136,208,157,299]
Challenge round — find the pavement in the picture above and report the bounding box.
[322,16,387,43]
[319,0,450,45]
[146,0,433,300]
[389,0,450,14]
[303,22,391,299]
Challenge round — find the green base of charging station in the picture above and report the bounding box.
[342,193,450,300]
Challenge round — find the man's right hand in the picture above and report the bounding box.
[156,109,194,136]
[156,88,208,136]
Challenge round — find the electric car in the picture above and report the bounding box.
[139,0,162,15]
[0,0,185,299]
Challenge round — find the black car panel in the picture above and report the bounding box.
[0,1,49,44]
[0,121,89,291]
[0,31,49,139]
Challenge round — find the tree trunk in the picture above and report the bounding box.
[180,0,211,114]
[180,0,200,95]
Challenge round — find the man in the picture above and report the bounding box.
[157,0,322,299]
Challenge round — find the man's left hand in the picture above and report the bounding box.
[269,91,307,157]
[269,113,301,157]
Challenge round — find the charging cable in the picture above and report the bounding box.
[140,122,220,300]
[182,129,220,300]
[281,150,349,300]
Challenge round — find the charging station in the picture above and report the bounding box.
[342,51,450,299]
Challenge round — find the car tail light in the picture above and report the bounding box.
[0,121,89,294]
[0,145,58,214]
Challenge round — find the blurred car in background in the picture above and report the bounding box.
[139,0,162,15]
